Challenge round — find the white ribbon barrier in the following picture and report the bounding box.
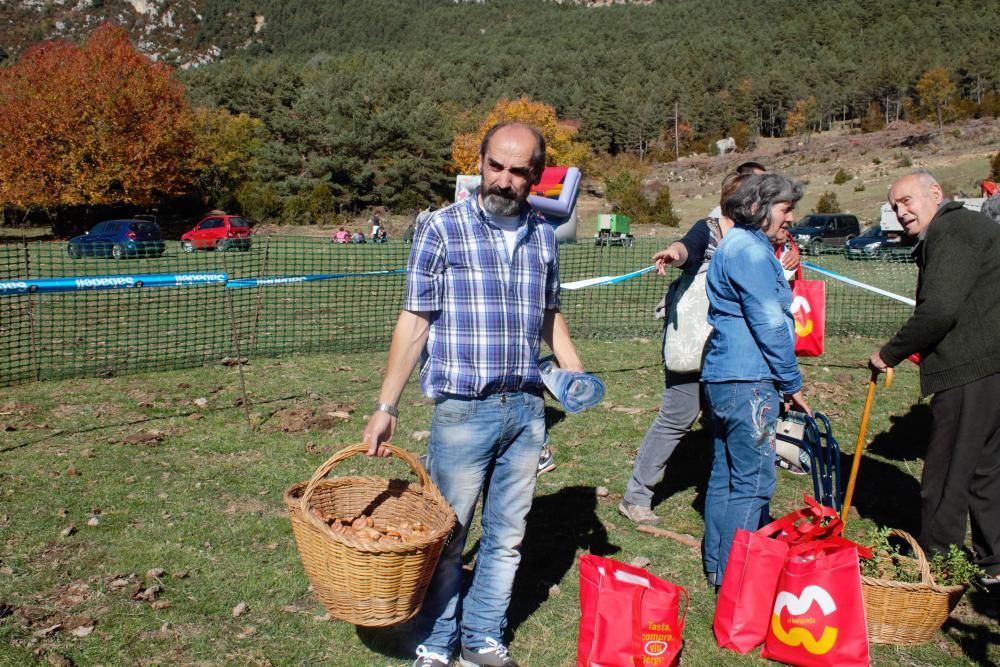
[801,262,915,307]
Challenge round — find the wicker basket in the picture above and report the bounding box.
[861,528,966,644]
[283,443,455,627]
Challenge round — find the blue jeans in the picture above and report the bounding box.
[417,391,546,656]
[703,381,779,584]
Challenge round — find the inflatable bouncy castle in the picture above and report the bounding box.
[454,165,581,242]
[528,166,581,243]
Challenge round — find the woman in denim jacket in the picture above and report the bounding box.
[701,173,811,587]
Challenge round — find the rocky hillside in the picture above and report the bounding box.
[0,0,252,66]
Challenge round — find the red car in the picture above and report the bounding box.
[181,214,252,252]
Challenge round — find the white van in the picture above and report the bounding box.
[880,198,985,232]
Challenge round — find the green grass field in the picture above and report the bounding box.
[1,336,996,666]
[1,237,916,387]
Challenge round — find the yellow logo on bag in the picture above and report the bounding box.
[771,585,838,655]
[634,621,674,665]
[791,295,814,337]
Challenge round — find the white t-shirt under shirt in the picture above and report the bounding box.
[486,212,523,262]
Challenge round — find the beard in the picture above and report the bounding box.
[481,186,525,217]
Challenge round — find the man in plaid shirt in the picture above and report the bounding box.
[363,123,584,667]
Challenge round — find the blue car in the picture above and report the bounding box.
[843,225,917,262]
[67,219,166,259]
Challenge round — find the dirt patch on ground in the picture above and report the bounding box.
[221,497,280,516]
[801,377,853,422]
[266,403,355,433]
[32,541,87,573]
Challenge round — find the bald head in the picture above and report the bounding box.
[479,123,546,182]
[477,123,546,216]
[889,170,944,237]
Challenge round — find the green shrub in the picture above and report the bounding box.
[235,181,281,222]
[814,191,841,214]
[833,168,852,185]
[280,193,312,225]
[854,183,866,192]
[650,185,680,227]
[603,171,679,226]
[603,170,647,221]
[872,156,881,165]
[863,526,983,587]
[930,544,984,587]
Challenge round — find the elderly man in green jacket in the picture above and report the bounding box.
[869,169,1000,599]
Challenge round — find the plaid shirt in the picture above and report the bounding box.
[404,196,561,398]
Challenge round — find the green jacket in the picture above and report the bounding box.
[881,201,1000,395]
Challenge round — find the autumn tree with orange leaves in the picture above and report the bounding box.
[451,97,589,175]
[0,24,194,218]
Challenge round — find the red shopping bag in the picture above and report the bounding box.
[792,278,826,357]
[762,538,872,667]
[578,554,688,667]
[714,497,842,653]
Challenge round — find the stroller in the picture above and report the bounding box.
[775,411,844,512]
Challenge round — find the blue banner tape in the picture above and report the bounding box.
[225,268,407,289]
[0,272,228,296]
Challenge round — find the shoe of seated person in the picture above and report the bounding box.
[413,645,450,667]
[618,500,661,525]
[458,638,520,667]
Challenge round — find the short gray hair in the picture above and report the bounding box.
[722,173,803,229]
[982,194,1000,224]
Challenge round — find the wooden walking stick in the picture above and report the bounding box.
[841,367,893,523]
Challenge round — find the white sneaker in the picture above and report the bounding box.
[413,645,450,667]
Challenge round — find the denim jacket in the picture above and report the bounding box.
[701,225,802,394]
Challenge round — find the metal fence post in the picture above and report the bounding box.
[220,250,252,428]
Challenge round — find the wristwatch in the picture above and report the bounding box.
[375,402,399,418]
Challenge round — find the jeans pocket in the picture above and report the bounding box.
[433,398,474,426]
[706,382,737,416]
[527,394,545,419]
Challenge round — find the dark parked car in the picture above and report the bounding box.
[790,214,861,255]
[843,225,917,261]
[67,219,165,259]
[181,214,252,252]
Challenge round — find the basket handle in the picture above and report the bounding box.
[889,528,934,585]
[298,443,430,528]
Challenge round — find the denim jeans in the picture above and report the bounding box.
[623,371,702,508]
[703,380,779,584]
[416,391,546,656]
